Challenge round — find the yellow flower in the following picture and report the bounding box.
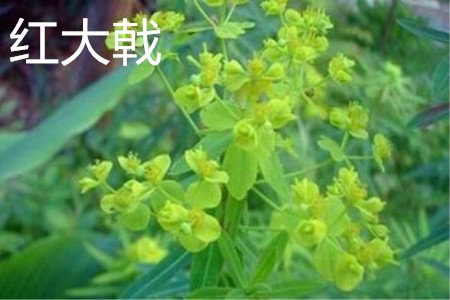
[296,219,327,246]
[128,236,167,264]
[90,160,113,181]
[334,253,364,291]
[185,148,229,183]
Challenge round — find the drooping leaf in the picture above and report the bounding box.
[0,234,105,299]
[0,66,134,183]
[217,232,247,288]
[120,247,190,299]
[401,224,449,260]
[397,19,450,44]
[249,231,289,285]
[190,243,223,290]
[408,102,450,128]
[223,144,258,200]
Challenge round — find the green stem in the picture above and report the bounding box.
[282,160,332,180]
[193,0,216,28]
[252,187,283,212]
[225,5,236,23]
[347,155,374,161]
[239,225,282,232]
[156,67,201,135]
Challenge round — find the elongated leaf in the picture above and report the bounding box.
[432,56,449,102]
[120,247,190,299]
[252,279,324,298]
[419,257,450,278]
[0,66,133,183]
[0,234,104,299]
[0,131,25,153]
[190,243,223,290]
[188,287,231,299]
[170,131,232,176]
[397,19,450,44]
[258,152,289,199]
[401,225,449,259]
[223,144,258,200]
[217,232,247,288]
[408,102,450,128]
[249,231,288,285]
[224,196,246,238]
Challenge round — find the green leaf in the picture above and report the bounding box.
[408,102,450,128]
[215,22,255,39]
[312,239,341,281]
[170,131,233,176]
[223,144,258,200]
[217,232,247,288]
[397,19,449,44]
[118,121,151,140]
[0,66,133,183]
[224,196,246,238]
[0,234,104,298]
[317,136,345,162]
[200,101,237,131]
[186,180,222,209]
[0,131,25,154]
[190,243,223,290]
[401,224,449,260]
[249,231,288,285]
[252,279,325,298]
[432,56,449,102]
[188,287,231,299]
[120,204,151,231]
[128,61,155,85]
[120,247,190,299]
[258,151,289,199]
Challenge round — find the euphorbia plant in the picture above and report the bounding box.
[81,0,396,297]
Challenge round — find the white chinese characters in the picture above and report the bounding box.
[10,18,161,66]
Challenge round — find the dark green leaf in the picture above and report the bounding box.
[0,234,103,299]
[397,19,449,44]
[190,243,223,290]
[401,225,449,259]
[432,56,449,102]
[217,232,247,288]
[120,247,190,299]
[252,279,324,298]
[0,66,133,183]
[188,287,231,299]
[408,102,450,128]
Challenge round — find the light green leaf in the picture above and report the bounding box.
[0,66,133,183]
[249,231,288,285]
[223,144,258,200]
[217,232,247,288]
[118,122,151,140]
[258,151,289,199]
[200,101,238,131]
[120,247,190,299]
[170,131,233,176]
[128,61,155,85]
[120,204,151,231]
[317,136,345,162]
[312,239,340,282]
[215,22,255,39]
[187,180,222,209]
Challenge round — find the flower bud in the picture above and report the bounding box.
[334,253,364,291]
[296,219,327,246]
[328,53,355,83]
[157,201,189,233]
[90,160,113,181]
[151,11,185,32]
[233,120,259,151]
[267,99,295,129]
[118,153,141,175]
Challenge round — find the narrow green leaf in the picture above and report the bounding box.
[317,136,345,162]
[188,287,231,299]
[0,131,25,154]
[170,131,232,176]
[408,102,450,128]
[120,247,190,299]
[258,151,289,199]
[249,231,288,285]
[419,257,450,278]
[217,232,247,288]
[252,279,325,298]
[128,61,155,85]
[432,56,449,102]
[190,243,223,290]
[0,66,133,183]
[397,19,450,44]
[223,144,258,200]
[401,225,449,259]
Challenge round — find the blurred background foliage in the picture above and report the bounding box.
[0,0,448,298]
